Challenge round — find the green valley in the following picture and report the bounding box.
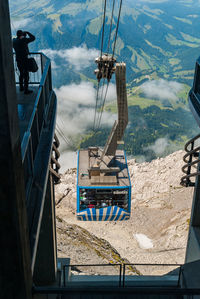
[10,0,200,160]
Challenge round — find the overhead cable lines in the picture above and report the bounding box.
[93,81,100,131]
[100,0,107,57]
[56,120,76,150]
[112,0,122,58]
[96,81,109,131]
[107,0,115,54]
[95,79,106,130]
[93,0,123,134]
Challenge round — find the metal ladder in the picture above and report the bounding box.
[181,133,200,187]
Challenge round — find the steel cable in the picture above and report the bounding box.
[97,0,123,130]
[96,81,109,131]
[95,79,106,131]
[93,78,106,132]
[56,123,75,149]
[100,0,107,57]
[92,0,106,131]
[112,0,122,58]
[107,0,116,55]
[93,0,123,133]
[93,81,100,131]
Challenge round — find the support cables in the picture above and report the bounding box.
[107,0,116,54]
[93,0,123,133]
[93,79,106,132]
[95,79,106,130]
[56,122,76,150]
[100,0,107,57]
[112,0,122,58]
[93,81,100,131]
[93,0,107,131]
[96,81,109,131]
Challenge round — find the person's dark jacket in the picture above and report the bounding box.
[13,32,35,62]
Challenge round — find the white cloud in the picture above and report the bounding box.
[62,45,99,71]
[11,18,31,31]
[41,45,100,71]
[99,83,116,102]
[144,137,169,155]
[38,49,59,69]
[40,48,58,60]
[134,234,153,249]
[55,81,96,106]
[141,79,182,102]
[55,81,117,152]
[59,151,77,173]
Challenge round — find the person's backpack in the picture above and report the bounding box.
[28,57,38,72]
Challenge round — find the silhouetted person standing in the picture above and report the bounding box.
[13,30,35,94]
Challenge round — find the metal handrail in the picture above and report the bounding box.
[17,52,53,198]
[13,52,43,84]
[61,262,183,288]
[33,263,200,296]
[63,263,122,287]
[122,263,182,288]
[21,56,51,161]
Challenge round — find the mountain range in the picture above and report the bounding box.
[9,0,200,160]
[10,0,200,85]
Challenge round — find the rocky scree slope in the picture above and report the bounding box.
[55,150,193,274]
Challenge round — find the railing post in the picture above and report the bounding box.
[49,64,52,91]
[29,136,34,174]
[41,52,43,74]
[63,265,66,287]
[177,265,182,287]
[122,264,125,287]
[36,112,40,141]
[119,264,122,287]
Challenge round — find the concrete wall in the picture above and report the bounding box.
[0,1,32,298]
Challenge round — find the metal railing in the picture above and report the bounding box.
[15,52,53,198]
[62,263,182,287]
[32,263,200,298]
[122,263,182,287]
[63,263,122,287]
[13,52,42,84]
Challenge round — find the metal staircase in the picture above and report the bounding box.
[181,133,200,187]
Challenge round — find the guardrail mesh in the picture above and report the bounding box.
[13,52,42,85]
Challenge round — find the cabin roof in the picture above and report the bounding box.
[78,149,131,188]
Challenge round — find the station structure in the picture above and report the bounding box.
[1,0,200,298]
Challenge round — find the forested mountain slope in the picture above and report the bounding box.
[10,0,200,159]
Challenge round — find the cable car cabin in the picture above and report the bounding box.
[77,147,131,221]
[76,60,131,221]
